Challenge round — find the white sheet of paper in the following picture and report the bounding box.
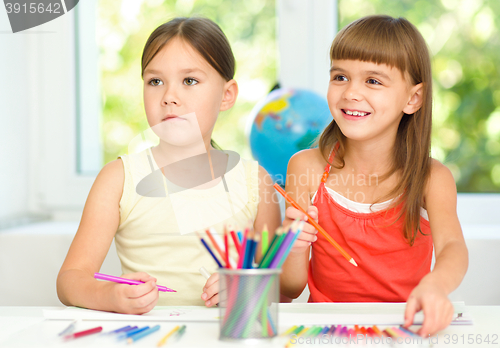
[43,306,219,322]
[44,302,472,326]
[277,302,472,326]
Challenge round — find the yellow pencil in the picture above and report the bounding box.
[157,325,179,347]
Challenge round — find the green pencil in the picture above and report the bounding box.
[259,230,286,268]
[261,224,269,256]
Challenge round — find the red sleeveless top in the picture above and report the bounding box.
[308,148,433,302]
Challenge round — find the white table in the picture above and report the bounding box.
[0,304,498,348]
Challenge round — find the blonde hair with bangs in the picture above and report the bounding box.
[318,15,433,245]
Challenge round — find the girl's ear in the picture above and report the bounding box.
[220,79,238,112]
[403,83,423,115]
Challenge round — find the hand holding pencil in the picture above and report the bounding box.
[283,205,319,253]
[274,183,358,267]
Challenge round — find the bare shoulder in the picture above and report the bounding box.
[288,148,325,173]
[425,158,457,201]
[91,158,125,199]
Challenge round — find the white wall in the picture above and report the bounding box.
[0,8,30,222]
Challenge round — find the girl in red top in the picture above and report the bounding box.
[280,15,468,337]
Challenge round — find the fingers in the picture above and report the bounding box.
[306,206,318,222]
[202,276,220,307]
[404,296,421,328]
[122,272,157,283]
[203,272,219,289]
[417,298,454,337]
[116,279,159,314]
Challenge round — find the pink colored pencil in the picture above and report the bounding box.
[94,273,176,292]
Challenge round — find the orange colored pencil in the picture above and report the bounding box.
[205,229,227,266]
[273,183,357,267]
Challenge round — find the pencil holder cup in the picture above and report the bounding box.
[218,268,281,343]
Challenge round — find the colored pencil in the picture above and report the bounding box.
[398,325,419,337]
[261,224,269,255]
[198,234,223,268]
[63,326,102,340]
[230,230,242,254]
[106,325,136,335]
[94,273,176,292]
[173,325,186,341]
[259,230,286,268]
[157,325,179,347]
[273,183,358,267]
[327,325,336,335]
[205,229,226,264]
[269,221,303,269]
[372,325,383,336]
[392,326,410,337]
[246,233,259,268]
[127,325,160,344]
[237,228,249,269]
[119,326,150,340]
[58,320,77,336]
[281,325,298,336]
[224,228,231,269]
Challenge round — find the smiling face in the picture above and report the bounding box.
[143,37,237,148]
[327,59,422,146]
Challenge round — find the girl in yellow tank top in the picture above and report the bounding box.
[56,17,281,314]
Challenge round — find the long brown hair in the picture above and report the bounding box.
[141,17,236,149]
[318,15,433,245]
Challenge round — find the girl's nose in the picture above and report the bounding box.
[161,85,179,105]
[342,83,363,102]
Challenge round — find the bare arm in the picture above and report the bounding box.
[253,165,282,262]
[56,159,158,314]
[280,150,319,299]
[405,160,469,336]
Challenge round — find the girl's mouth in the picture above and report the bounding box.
[341,109,371,120]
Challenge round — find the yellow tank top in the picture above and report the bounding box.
[115,148,259,305]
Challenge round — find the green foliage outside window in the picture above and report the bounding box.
[339,0,500,192]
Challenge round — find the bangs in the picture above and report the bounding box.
[331,16,412,75]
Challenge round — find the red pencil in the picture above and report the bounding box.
[224,228,231,269]
[64,326,102,340]
[230,230,241,254]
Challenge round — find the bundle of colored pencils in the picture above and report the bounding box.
[197,221,305,340]
[197,221,304,271]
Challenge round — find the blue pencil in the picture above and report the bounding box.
[199,236,223,268]
[118,326,149,340]
[127,325,160,344]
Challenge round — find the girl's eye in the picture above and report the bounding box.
[332,75,348,82]
[184,78,198,86]
[149,78,163,86]
[367,78,381,85]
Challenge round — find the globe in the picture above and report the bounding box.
[248,88,332,186]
